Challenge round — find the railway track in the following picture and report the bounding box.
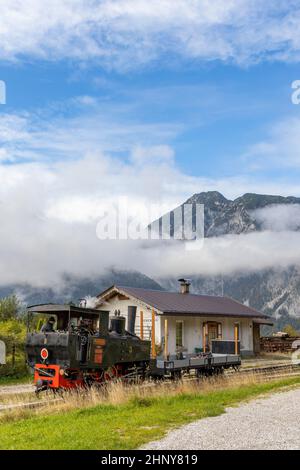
[0,384,34,396]
[1,362,300,413]
[0,398,62,412]
[232,362,300,376]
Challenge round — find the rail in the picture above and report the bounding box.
[1,362,300,413]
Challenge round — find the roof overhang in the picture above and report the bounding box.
[252,317,274,326]
[162,311,268,321]
[161,311,271,320]
[97,286,164,314]
[27,304,102,317]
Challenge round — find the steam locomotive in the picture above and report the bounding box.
[25,303,241,393]
[26,304,151,393]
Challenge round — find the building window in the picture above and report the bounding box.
[176,321,184,348]
[217,322,222,339]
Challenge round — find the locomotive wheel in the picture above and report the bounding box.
[103,366,118,382]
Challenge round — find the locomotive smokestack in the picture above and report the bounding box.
[99,310,109,336]
[178,278,191,294]
[127,306,137,334]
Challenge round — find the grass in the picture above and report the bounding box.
[0,374,31,386]
[0,354,31,384]
[1,374,300,450]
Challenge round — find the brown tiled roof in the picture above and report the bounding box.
[98,285,270,319]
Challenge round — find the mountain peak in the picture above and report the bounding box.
[151,189,300,239]
[187,191,229,206]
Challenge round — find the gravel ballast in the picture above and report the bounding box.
[142,387,300,450]
[0,384,34,396]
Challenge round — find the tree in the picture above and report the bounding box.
[0,296,28,378]
[0,295,23,321]
[0,318,26,348]
[283,324,299,337]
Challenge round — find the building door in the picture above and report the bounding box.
[203,322,222,351]
[253,323,260,354]
[208,323,218,343]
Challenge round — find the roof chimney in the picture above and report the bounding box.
[178,278,191,294]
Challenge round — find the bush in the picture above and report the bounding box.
[283,324,299,337]
[0,297,29,378]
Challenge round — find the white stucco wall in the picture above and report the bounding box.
[160,316,253,355]
[98,295,254,355]
[98,295,161,342]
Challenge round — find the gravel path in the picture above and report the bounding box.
[142,387,300,450]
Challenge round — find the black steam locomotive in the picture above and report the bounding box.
[26,303,241,393]
[26,304,151,392]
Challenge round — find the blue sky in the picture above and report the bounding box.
[1,1,300,285]
[1,1,300,191]
[1,43,300,190]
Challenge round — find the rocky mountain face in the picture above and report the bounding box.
[157,191,300,331]
[0,270,163,308]
[167,191,300,237]
[186,191,257,236]
[159,267,300,332]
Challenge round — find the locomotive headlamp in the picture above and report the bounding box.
[40,348,49,361]
[59,369,65,376]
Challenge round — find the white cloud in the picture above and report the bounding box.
[244,117,300,169]
[0,108,181,164]
[0,1,300,68]
[0,114,30,143]
[253,204,300,232]
[130,145,175,166]
[150,231,300,278]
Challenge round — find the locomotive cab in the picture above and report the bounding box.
[26,304,110,392]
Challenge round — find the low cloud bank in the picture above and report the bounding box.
[149,230,300,278]
[0,145,300,287]
[253,204,300,232]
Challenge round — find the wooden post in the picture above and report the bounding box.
[140,311,144,340]
[12,343,16,367]
[151,309,156,358]
[164,318,168,360]
[202,322,206,353]
[234,324,239,355]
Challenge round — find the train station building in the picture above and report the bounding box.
[96,280,273,357]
